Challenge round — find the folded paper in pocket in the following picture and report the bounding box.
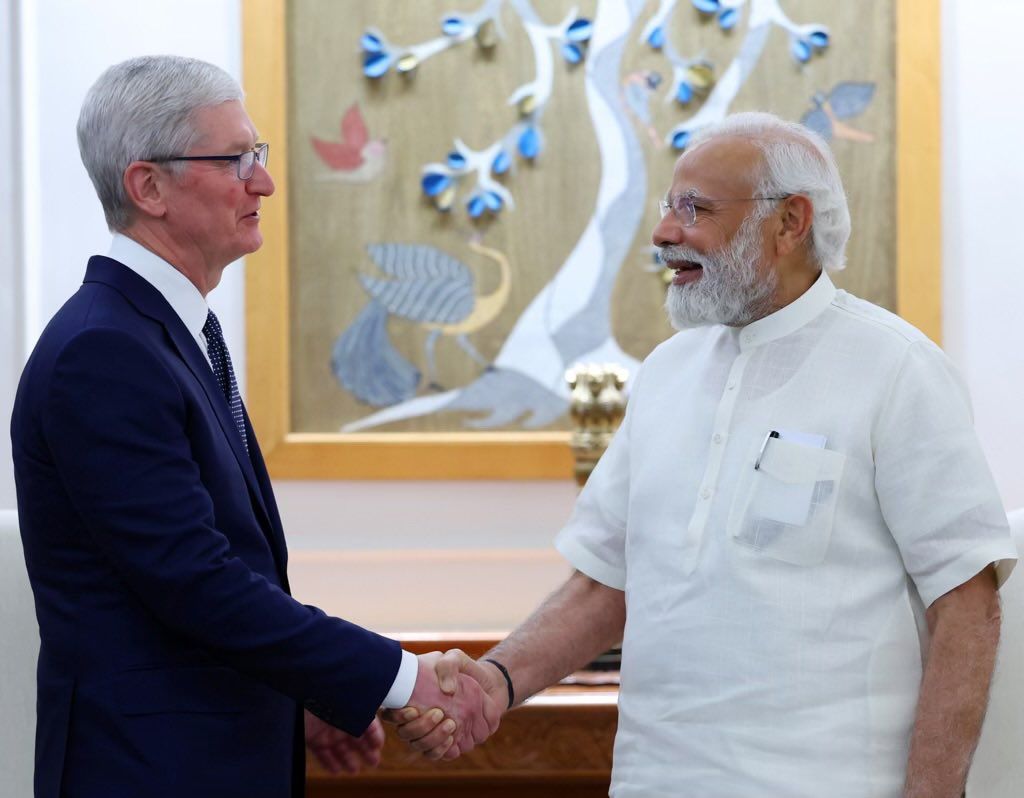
[750,429,827,526]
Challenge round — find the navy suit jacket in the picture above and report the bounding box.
[11,257,402,797]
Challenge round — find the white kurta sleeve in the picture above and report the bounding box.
[873,341,1017,607]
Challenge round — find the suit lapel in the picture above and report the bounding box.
[84,257,280,563]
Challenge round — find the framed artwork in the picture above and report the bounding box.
[243,0,939,479]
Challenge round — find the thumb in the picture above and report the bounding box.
[435,648,475,695]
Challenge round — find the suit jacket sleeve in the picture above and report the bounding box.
[41,327,400,735]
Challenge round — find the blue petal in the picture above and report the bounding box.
[446,151,467,169]
[483,191,503,211]
[361,32,384,53]
[467,195,486,218]
[421,172,452,197]
[791,38,811,63]
[562,42,583,64]
[362,51,391,78]
[809,30,830,48]
[647,25,665,50]
[676,81,693,105]
[828,81,876,119]
[441,16,465,36]
[671,130,691,150]
[518,127,540,159]
[692,0,720,14]
[718,8,739,30]
[566,18,593,42]
[491,150,511,175]
[800,108,833,141]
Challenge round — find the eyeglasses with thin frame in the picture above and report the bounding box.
[658,190,790,227]
[148,142,269,180]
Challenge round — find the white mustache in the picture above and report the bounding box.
[660,245,709,268]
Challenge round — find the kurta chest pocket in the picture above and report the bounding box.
[727,436,846,566]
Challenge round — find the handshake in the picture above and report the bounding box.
[306,649,510,773]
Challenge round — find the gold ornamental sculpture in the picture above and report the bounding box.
[565,364,629,487]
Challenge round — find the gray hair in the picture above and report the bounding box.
[77,55,243,231]
[687,111,852,271]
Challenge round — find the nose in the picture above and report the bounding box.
[247,160,275,197]
[652,211,684,248]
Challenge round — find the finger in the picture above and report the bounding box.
[424,735,455,761]
[339,747,363,774]
[380,706,417,725]
[434,649,471,695]
[395,708,446,742]
[441,742,463,761]
[409,717,456,754]
[311,744,344,774]
[363,718,386,749]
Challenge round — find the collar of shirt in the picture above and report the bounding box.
[736,269,837,350]
[107,234,212,365]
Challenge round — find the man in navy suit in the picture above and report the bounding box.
[10,55,499,798]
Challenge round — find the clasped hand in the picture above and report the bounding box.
[381,649,508,760]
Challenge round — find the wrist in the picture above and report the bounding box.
[482,657,515,710]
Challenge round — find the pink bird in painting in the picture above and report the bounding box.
[310,103,387,182]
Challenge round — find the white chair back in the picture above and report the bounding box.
[967,509,1024,797]
[0,509,38,798]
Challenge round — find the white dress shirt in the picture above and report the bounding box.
[107,234,417,709]
[556,271,1017,798]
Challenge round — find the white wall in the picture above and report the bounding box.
[2,0,1021,633]
[941,0,1024,511]
[0,0,21,509]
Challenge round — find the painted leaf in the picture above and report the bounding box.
[467,195,486,218]
[686,63,715,90]
[492,150,511,175]
[483,191,503,211]
[421,172,452,197]
[809,29,830,49]
[800,108,833,141]
[647,25,665,50]
[671,129,692,150]
[361,32,384,53]
[434,185,456,212]
[332,302,420,408]
[566,18,593,42]
[447,151,467,170]
[362,243,475,324]
[718,8,739,30]
[562,42,584,64]
[396,54,419,74]
[828,82,876,119]
[791,38,812,63]
[518,126,541,159]
[676,81,693,105]
[362,51,391,79]
[476,19,498,49]
[692,0,720,14]
[441,16,465,36]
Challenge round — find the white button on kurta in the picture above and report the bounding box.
[556,272,1016,798]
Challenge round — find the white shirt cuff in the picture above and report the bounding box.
[380,649,418,709]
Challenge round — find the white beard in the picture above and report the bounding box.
[663,213,778,329]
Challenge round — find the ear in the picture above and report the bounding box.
[123,161,170,220]
[774,194,814,258]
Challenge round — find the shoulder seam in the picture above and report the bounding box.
[829,299,921,345]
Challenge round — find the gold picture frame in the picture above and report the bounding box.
[242,0,940,480]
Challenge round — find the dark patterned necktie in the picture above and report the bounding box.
[202,310,248,453]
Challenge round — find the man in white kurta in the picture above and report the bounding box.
[556,266,1014,796]
[392,112,1017,798]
